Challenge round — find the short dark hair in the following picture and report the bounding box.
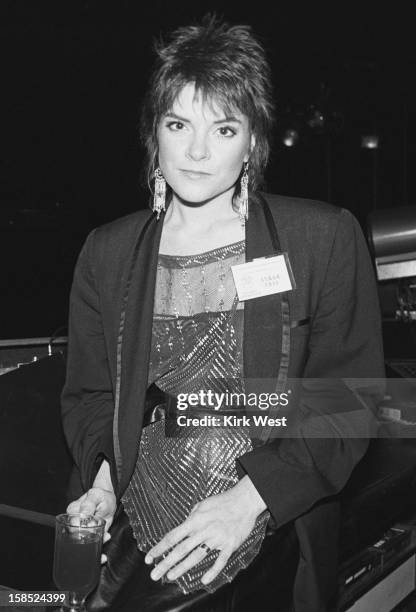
[140,15,275,196]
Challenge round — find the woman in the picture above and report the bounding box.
[62,16,384,612]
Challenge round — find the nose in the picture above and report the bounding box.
[186,132,210,161]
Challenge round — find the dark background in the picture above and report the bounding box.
[1,2,415,339]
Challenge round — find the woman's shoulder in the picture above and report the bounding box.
[260,192,344,224]
[79,209,153,267]
[259,192,358,240]
[94,209,153,241]
[85,209,151,252]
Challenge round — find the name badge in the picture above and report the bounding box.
[231,253,295,301]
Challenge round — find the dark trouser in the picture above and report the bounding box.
[87,508,299,612]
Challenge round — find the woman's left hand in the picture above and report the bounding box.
[145,475,267,585]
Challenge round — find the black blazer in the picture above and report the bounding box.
[61,193,384,610]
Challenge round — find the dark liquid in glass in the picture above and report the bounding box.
[54,533,101,597]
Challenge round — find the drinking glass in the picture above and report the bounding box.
[53,513,105,612]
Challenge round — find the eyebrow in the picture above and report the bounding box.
[164,112,242,124]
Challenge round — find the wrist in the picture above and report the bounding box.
[92,459,114,494]
[235,475,267,517]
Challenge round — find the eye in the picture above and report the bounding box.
[217,126,236,137]
[166,121,185,131]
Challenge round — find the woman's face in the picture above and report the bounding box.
[157,83,254,205]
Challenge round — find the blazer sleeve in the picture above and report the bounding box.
[237,208,385,528]
[61,229,116,493]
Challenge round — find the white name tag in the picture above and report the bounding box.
[231,253,294,301]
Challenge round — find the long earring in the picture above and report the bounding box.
[153,168,166,220]
[238,162,249,224]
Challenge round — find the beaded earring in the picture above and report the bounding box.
[153,168,166,220]
[238,162,249,223]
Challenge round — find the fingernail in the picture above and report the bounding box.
[150,570,160,581]
[144,555,152,564]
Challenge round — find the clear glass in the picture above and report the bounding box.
[53,513,105,612]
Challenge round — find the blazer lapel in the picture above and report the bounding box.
[244,197,283,393]
[116,212,163,493]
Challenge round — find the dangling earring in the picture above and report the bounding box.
[153,168,166,220]
[238,161,249,224]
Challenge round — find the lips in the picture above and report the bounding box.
[180,170,211,179]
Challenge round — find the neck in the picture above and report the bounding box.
[166,189,238,230]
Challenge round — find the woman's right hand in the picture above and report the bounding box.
[67,486,117,530]
[66,460,117,563]
[66,487,116,564]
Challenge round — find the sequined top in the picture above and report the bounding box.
[122,240,270,594]
[148,240,245,396]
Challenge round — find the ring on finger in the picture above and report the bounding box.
[199,543,212,554]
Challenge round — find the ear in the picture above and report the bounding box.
[244,133,256,162]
